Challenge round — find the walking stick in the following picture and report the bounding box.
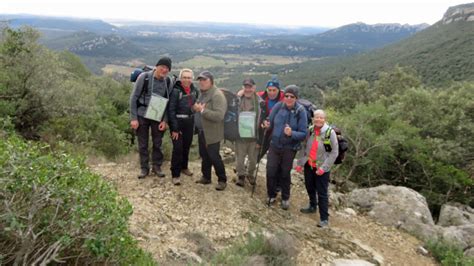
[251,128,267,197]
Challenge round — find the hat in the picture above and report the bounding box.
[156,57,172,70]
[196,71,214,83]
[242,78,256,86]
[266,77,280,89]
[284,85,300,98]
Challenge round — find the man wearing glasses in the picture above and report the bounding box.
[262,85,308,210]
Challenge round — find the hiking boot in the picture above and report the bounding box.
[181,169,193,176]
[247,175,256,185]
[317,220,329,228]
[215,182,227,191]
[137,169,149,179]
[267,197,276,206]
[152,166,165,178]
[235,176,245,187]
[281,200,290,210]
[195,177,211,185]
[172,177,181,186]
[300,205,317,214]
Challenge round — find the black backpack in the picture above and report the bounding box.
[220,89,240,142]
[297,98,317,125]
[323,126,349,164]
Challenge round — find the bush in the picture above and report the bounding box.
[0,134,155,265]
[426,239,474,266]
[210,231,294,266]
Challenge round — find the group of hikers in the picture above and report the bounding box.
[129,57,340,227]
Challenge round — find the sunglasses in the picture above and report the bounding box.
[284,94,296,99]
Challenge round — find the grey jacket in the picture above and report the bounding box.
[197,86,227,145]
[129,70,173,121]
[297,123,339,172]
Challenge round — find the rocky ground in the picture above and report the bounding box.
[90,153,437,265]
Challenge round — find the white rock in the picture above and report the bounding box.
[331,259,375,266]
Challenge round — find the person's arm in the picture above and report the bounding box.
[201,92,227,122]
[321,129,339,172]
[291,107,308,141]
[129,73,146,120]
[267,102,280,130]
[168,88,179,132]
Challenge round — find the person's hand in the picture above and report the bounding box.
[256,144,261,149]
[262,120,270,128]
[236,89,244,97]
[171,131,180,140]
[316,168,324,176]
[284,124,292,136]
[130,120,139,130]
[159,121,167,131]
[295,165,303,173]
[193,103,205,112]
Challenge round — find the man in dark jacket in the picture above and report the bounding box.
[129,57,173,179]
[168,68,199,185]
[263,85,307,210]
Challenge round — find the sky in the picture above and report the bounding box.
[0,0,470,28]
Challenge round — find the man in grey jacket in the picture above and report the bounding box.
[130,57,173,179]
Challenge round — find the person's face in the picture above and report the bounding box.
[198,78,212,91]
[243,84,256,97]
[181,72,193,87]
[313,112,326,128]
[284,93,296,108]
[267,86,279,100]
[155,65,169,78]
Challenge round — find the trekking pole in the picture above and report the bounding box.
[251,127,267,197]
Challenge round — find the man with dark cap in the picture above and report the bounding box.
[263,85,307,210]
[234,78,264,187]
[193,71,228,191]
[130,56,174,179]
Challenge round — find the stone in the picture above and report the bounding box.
[464,247,474,258]
[344,208,357,216]
[331,259,375,266]
[347,185,436,241]
[438,203,474,227]
[439,224,474,250]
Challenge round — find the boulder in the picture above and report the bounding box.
[439,224,474,250]
[347,185,436,241]
[438,203,474,227]
[464,247,474,258]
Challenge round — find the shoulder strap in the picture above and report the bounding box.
[139,72,150,101]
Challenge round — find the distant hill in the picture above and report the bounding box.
[0,14,119,34]
[272,3,474,89]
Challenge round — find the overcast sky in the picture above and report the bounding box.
[0,0,469,27]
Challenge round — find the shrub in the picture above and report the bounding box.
[0,134,155,265]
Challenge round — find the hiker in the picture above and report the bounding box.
[193,71,228,191]
[234,78,264,187]
[297,109,338,228]
[263,85,307,210]
[130,57,173,179]
[168,68,199,185]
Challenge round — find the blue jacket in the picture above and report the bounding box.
[268,102,308,150]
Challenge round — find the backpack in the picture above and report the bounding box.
[297,98,317,125]
[322,126,349,164]
[130,65,153,82]
[220,88,239,142]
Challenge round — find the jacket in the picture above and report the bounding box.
[268,101,308,150]
[168,80,199,132]
[197,86,227,145]
[297,123,339,172]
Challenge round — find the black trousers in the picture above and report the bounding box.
[171,118,194,177]
[198,132,227,183]
[136,116,164,171]
[266,146,296,201]
[304,163,330,221]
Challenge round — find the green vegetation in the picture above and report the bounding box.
[209,231,295,266]
[426,238,474,266]
[0,122,155,265]
[0,26,133,159]
[325,67,473,213]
